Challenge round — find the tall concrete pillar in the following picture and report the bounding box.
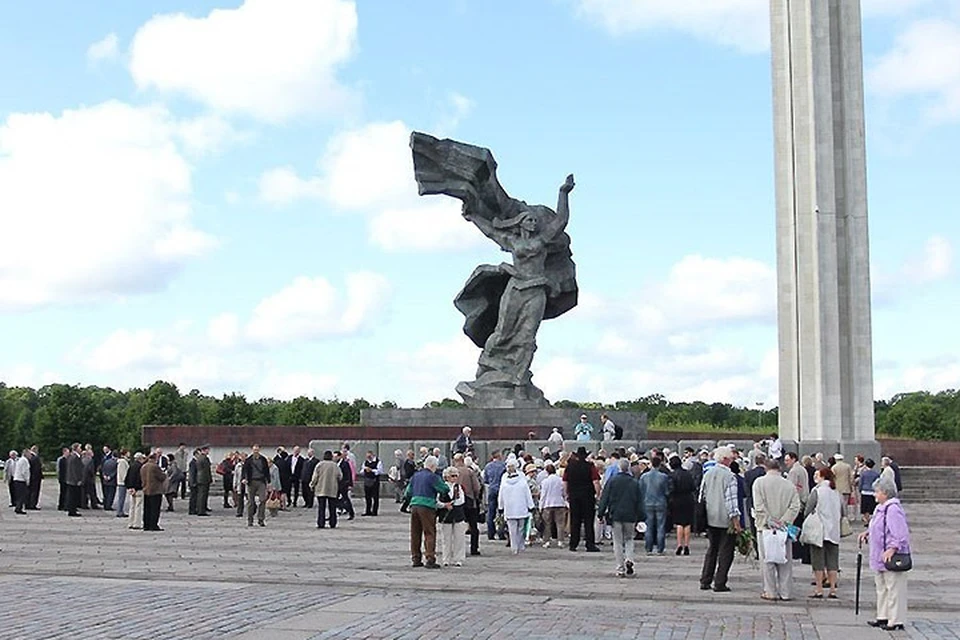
[770,0,878,459]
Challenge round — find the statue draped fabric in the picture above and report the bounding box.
[410,132,578,408]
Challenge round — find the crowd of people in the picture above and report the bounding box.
[4,430,914,631]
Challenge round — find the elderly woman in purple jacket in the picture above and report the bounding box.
[859,476,911,632]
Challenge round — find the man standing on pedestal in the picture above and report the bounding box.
[574,415,594,442]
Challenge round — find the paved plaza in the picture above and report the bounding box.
[0,489,957,639]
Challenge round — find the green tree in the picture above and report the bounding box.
[144,381,187,424]
[33,384,107,459]
[218,392,253,425]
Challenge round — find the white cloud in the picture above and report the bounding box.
[630,255,776,333]
[576,0,938,54]
[128,0,359,123]
[869,18,960,120]
[87,33,119,64]
[0,101,217,310]
[386,335,479,403]
[259,120,485,251]
[369,201,485,252]
[245,272,390,346]
[254,370,340,401]
[85,329,180,372]
[175,114,242,156]
[435,92,475,136]
[258,166,324,205]
[207,313,240,349]
[576,0,770,53]
[904,235,953,283]
[874,235,954,300]
[321,121,413,210]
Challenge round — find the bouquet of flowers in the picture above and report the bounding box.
[730,524,755,559]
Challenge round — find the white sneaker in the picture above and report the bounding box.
[542,541,551,548]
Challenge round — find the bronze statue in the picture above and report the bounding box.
[410,132,578,408]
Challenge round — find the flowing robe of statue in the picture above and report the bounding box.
[410,132,578,408]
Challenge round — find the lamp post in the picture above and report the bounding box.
[756,401,764,430]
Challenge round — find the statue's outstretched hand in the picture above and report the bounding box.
[560,174,575,194]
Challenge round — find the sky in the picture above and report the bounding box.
[1,0,959,408]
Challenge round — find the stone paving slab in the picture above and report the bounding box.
[0,489,956,639]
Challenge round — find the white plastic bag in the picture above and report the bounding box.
[762,529,788,564]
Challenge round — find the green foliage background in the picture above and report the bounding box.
[1,382,954,460]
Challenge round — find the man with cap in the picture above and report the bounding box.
[563,446,601,552]
[404,455,452,568]
[547,427,564,453]
[831,453,854,517]
[573,415,594,442]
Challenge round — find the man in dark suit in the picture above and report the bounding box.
[274,447,292,508]
[56,448,69,510]
[334,451,355,520]
[26,446,43,510]
[301,448,319,508]
[195,445,213,516]
[64,443,85,517]
[288,446,304,507]
[141,452,167,531]
[100,447,118,511]
[188,449,199,514]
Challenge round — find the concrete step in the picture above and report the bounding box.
[897,467,960,503]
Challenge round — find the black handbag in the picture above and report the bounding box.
[882,507,912,572]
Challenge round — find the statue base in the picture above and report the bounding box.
[456,380,549,409]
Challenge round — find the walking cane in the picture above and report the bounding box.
[855,538,863,616]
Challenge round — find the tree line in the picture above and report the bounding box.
[1,382,954,461]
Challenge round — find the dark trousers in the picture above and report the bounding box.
[410,506,438,565]
[486,488,500,539]
[317,496,338,528]
[178,477,187,499]
[13,480,27,513]
[364,481,380,515]
[188,485,198,514]
[102,484,117,511]
[7,479,14,507]
[301,481,314,508]
[58,481,67,510]
[223,475,233,507]
[465,502,480,554]
[700,525,736,589]
[568,493,597,550]
[291,478,301,506]
[339,487,354,517]
[195,484,210,514]
[27,479,40,509]
[66,484,82,515]
[143,494,163,530]
[83,480,100,508]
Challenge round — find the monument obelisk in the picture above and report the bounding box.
[770,0,879,459]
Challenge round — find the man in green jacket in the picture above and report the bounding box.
[403,456,452,569]
[598,459,643,578]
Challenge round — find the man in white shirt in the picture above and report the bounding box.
[601,414,616,442]
[4,451,17,508]
[12,450,30,514]
[767,433,783,461]
[547,428,564,453]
